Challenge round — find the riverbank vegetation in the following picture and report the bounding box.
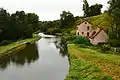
[0,36,40,56]
[65,44,120,80]
[0,8,39,46]
[0,8,40,55]
[0,0,120,79]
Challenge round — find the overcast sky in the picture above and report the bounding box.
[0,0,109,21]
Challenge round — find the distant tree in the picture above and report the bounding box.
[108,0,120,39]
[83,0,103,17]
[0,8,39,44]
[0,8,10,41]
[83,0,89,17]
[89,4,103,16]
[60,11,74,28]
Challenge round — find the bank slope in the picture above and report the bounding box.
[65,44,120,80]
[0,36,40,56]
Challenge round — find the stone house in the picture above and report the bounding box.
[76,21,109,45]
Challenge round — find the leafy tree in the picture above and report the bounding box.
[60,11,74,28]
[89,4,103,16]
[83,0,89,17]
[0,8,39,45]
[0,8,10,41]
[108,0,120,39]
[83,0,103,17]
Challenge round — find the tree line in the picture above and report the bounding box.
[0,0,119,46]
[0,8,39,45]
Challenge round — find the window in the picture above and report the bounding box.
[82,32,84,34]
[87,32,89,36]
[85,22,87,24]
[78,32,79,35]
[87,26,89,30]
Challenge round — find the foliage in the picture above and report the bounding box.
[83,0,89,17]
[75,36,91,45]
[0,8,39,45]
[108,0,120,39]
[70,30,76,35]
[99,44,111,53]
[89,4,103,16]
[39,20,61,33]
[108,39,120,47]
[83,0,103,17]
[60,11,75,29]
[0,37,40,54]
[0,40,12,46]
[47,28,62,35]
[62,33,77,42]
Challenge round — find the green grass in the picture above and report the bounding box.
[65,46,112,80]
[75,13,113,31]
[65,44,120,80]
[0,37,40,55]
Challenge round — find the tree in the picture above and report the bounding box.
[60,11,74,28]
[89,4,103,16]
[83,0,103,17]
[0,8,39,44]
[108,0,120,39]
[0,8,10,41]
[83,0,89,17]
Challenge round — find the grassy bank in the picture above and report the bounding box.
[65,44,120,80]
[0,36,40,56]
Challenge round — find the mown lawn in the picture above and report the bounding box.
[0,37,40,55]
[65,44,120,80]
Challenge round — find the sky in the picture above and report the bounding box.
[0,0,109,21]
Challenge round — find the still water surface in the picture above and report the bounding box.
[0,37,69,80]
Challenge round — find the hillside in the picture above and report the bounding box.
[75,13,113,31]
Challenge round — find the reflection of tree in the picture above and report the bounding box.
[54,38,68,57]
[0,44,39,70]
[0,56,11,70]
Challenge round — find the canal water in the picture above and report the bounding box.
[0,37,69,80]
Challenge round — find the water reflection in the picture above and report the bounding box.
[0,44,39,70]
[0,37,69,80]
[54,38,68,57]
[41,37,68,57]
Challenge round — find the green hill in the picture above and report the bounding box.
[75,13,113,31]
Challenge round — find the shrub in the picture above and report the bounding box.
[0,40,12,46]
[70,30,76,35]
[108,40,120,47]
[75,36,91,45]
[47,28,62,35]
[62,33,77,42]
[100,44,111,53]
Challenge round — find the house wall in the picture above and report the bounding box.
[76,21,93,37]
[91,30,109,45]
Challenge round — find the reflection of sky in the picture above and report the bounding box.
[0,37,69,80]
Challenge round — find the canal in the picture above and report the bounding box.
[0,36,69,80]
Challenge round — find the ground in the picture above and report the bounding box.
[65,44,120,80]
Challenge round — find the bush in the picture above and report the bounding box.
[62,33,77,41]
[108,39,120,47]
[0,40,12,46]
[100,44,111,53]
[47,28,62,35]
[75,36,91,45]
[70,30,76,35]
